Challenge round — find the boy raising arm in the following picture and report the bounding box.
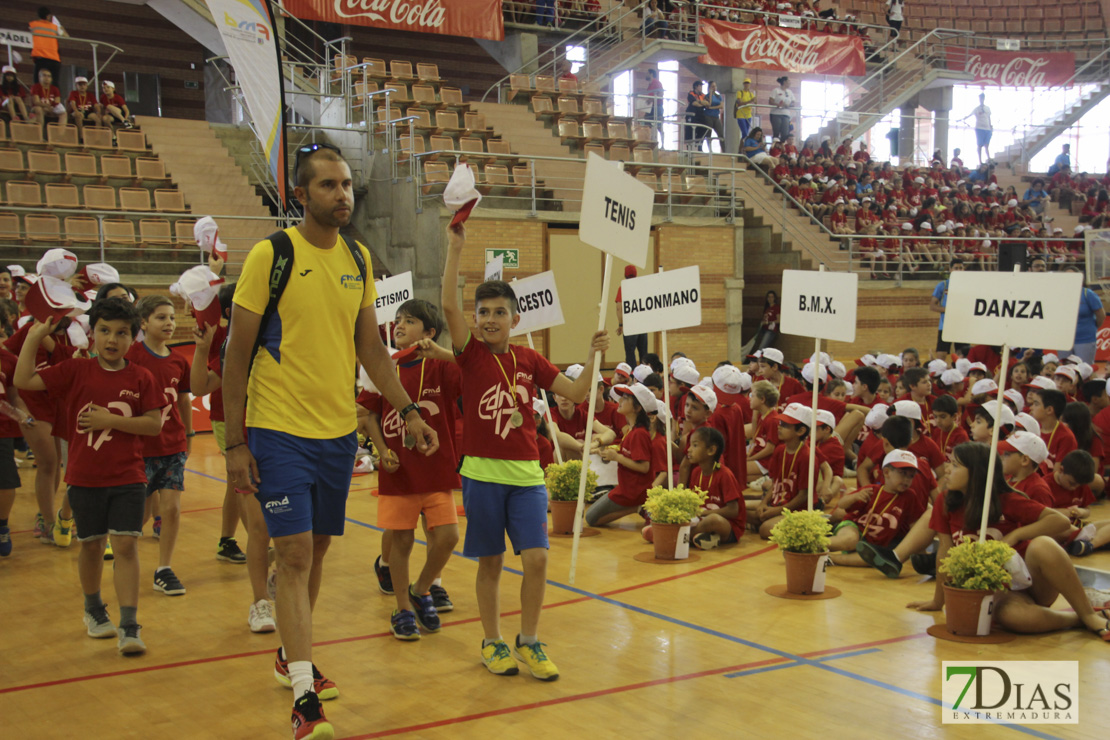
[442,223,608,681]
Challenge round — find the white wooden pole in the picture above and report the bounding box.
[806,264,825,511]
[662,329,674,489]
[527,332,563,465]
[569,253,613,585]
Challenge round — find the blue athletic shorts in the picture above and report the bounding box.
[976,128,992,147]
[249,427,358,538]
[461,477,549,557]
[145,452,187,496]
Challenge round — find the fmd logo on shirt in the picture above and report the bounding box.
[340,274,364,290]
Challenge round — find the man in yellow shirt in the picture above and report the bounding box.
[224,143,439,740]
[734,77,756,141]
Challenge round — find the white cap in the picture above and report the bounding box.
[533,396,548,415]
[936,224,948,234]
[712,365,747,395]
[1007,199,1019,207]
[7,264,25,278]
[920,222,933,231]
[614,383,659,414]
[671,356,696,373]
[980,400,1016,427]
[1025,376,1057,391]
[36,248,79,280]
[564,364,585,381]
[103,80,115,88]
[632,364,653,383]
[882,449,920,469]
[687,384,718,414]
[914,176,925,184]
[1003,388,1024,410]
[1054,366,1078,382]
[1076,362,1094,380]
[892,399,923,421]
[673,364,700,386]
[940,369,963,386]
[955,358,971,376]
[801,362,828,384]
[1014,412,1041,435]
[760,348,785,365]
[927,359,947,377]
[1041,353,1059,365]
[967,362,989,374]
[778,403,814,428]
[810,351,831,367]
[865,404,890,429]
[815,409,836,428]
[829,361,847,379]
[613,362,632,380]
[971,379,998,396]
[860,354,877,367]
[74,76,88,84]
[901,222,914,231]
[1,66,16,75]
[999,431,1048,465]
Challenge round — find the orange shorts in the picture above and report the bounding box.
[377,491,459,531]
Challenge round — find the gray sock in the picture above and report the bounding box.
[119,606,138,628]
[84,591,104,612]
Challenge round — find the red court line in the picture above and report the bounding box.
[0,542,773,694]
[339,633,917,739]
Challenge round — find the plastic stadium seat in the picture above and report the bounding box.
[439,87,468,112]
[119,187,152,211]
[507,73,533,102]
[361,58,388,78]
[0,212,20,241]
[390,60,416,81]
[27,149,63,176]
[102,218,135,244]
[412,84,441,109]
[0,148,25,173]
[81,127,114,150]
[116,130,147,152]
[435,110,464,134]
[421,161,449,194]
[609,144,631,162]
[135,157,167,181]
[139,218,173,245]
[558,77,580,95]
[174,219,197,244]
[0,120,7,142]
[65,152,98,178]
[45,183,80,209]
[25,214,61,242]
[100,155,133,179]
[154,189,186,212]
[65,216,100,243]
[7,181,42,207]
[535,75,556,94]
[83,184,118,210]
[417,63,442,83]
[10,122,42,145]
[47,123,79,147]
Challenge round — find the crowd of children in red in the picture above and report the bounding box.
[754,138,1110,275]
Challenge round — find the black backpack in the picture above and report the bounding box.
[221,228,367,373]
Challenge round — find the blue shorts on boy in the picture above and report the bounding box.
[461,480,549,557]
[145,451,187,496]
[250,428,358,538]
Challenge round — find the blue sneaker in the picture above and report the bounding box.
[152,516,161,539]
[390,609,420,641]
[0,525,11,557]
[408,584,441,632]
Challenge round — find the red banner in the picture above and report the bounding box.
[1096,317,1110,363]
[281,0,504,41]
[699,19,865,76]
[945,49,1075,87]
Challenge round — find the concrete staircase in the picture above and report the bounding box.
[472,101,587,209]
[136,116,279,269]
[995,82,1110,169]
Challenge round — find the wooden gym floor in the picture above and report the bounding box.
[1,434,1107,739]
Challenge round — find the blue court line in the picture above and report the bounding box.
[724,647,882,678]
[185,467,230,484]
[187,474,1065,740]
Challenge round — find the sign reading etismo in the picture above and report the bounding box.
[779,269,858,343]
[374,271,414,325]
[620,266,702,336]
[509,271,565,337]
[941,271,1082,348]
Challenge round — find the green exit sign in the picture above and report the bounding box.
[485,248,519,269]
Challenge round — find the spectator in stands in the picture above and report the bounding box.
[930,258,965,361]
[643,0,669,38]
[536,0,556,27]
[67,75,100,137]
[1048,144,1071,177]
[1022,178,1051,216]
[742,126,778,169]
[768,76,794,143]
[0,267,12,302]
[0,66,30,122]
[685,80,709,151]
[643,68,664,143]
[1071,275,1105,364]
[29,6,67,86]
[885,0,904,42]
[963,93,993,165]
[734,77,756,140]
[705,80,724,151]
[29,68,66,137]
[98,80,132,129]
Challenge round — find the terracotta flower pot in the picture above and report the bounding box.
[652,522,688,560]
[783,550,828,595]
[943,584,996,636]
[549,500,580,535]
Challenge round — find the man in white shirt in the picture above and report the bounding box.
[768,77,795,143]
[963,93,992,165]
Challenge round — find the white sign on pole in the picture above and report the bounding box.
[941,271,1083,348]
[0,28,33,47]
[779,269,859,343]
[619,266,702,336]
[373,271,414,326]
[837,111,860,126]
[484,253,504,282]
[578,152,654,268]
[509,271,565,336]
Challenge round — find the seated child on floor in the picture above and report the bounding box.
[687,426,745,551]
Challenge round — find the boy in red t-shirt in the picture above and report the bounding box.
[1029,388,1077,475]
[688,426,745,550]
[443,224,609,681]
[998,432,1054,507]
[0,345,28,556]
[755,403,814,538]
[127,296,193,597]
[66,76,101,136]
[30,68,67,136]
[98,79,133,128]
[929,394,969,457]
[745,379,780,480]
[358,299,462,640]
[15,298,163,654]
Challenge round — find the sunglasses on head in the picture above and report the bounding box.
[293,142,342,174]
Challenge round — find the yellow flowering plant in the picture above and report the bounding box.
[643,485,707,524]
[939,540,1015,591]
[544,460,598,502]
[768,510,832,554]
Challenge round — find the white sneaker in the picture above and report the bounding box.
[249,599,276,633]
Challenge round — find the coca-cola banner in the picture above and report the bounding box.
[945,49,1075,87]
[698,19,865,76]
[281,0,504,41]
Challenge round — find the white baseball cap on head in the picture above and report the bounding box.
[564,364,585,380]
[971,379,998,396]
[810,351,831,367]
[1003,388,1024,410]
[712,364,746,395]
[1025,376,1057,391]
[892,400,923,420]
[778,403,813,428]
[980,400,1016,427]
[673,364,700,386]
[859,354,877,367]
[998,431,1048,465]
[815,409,836,428]
[1054,366,1078,382]
[967,362,989,374]
[1065,354,1083,365]
[940,369,964,386]
[801,362,828,384]
[103,80,115,88]
[613,383,659,414]
[671,356,696,373]
[1041,353,1059,365]
[1076,362,1094,380]
[1014,412,1041,436]
[632,364,653,383]
[829,361,846,379]
[865,404,890,430]
[533,396,548,415]
[927,359,947,377]
[760,348,785,365]
[955,358,971,376]
[882,449,919,469]
[687,384,718,414]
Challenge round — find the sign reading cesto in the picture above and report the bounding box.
[509,271,565,337]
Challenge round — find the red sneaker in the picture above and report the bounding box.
[274,648,340,700]
[291,692,333,740]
